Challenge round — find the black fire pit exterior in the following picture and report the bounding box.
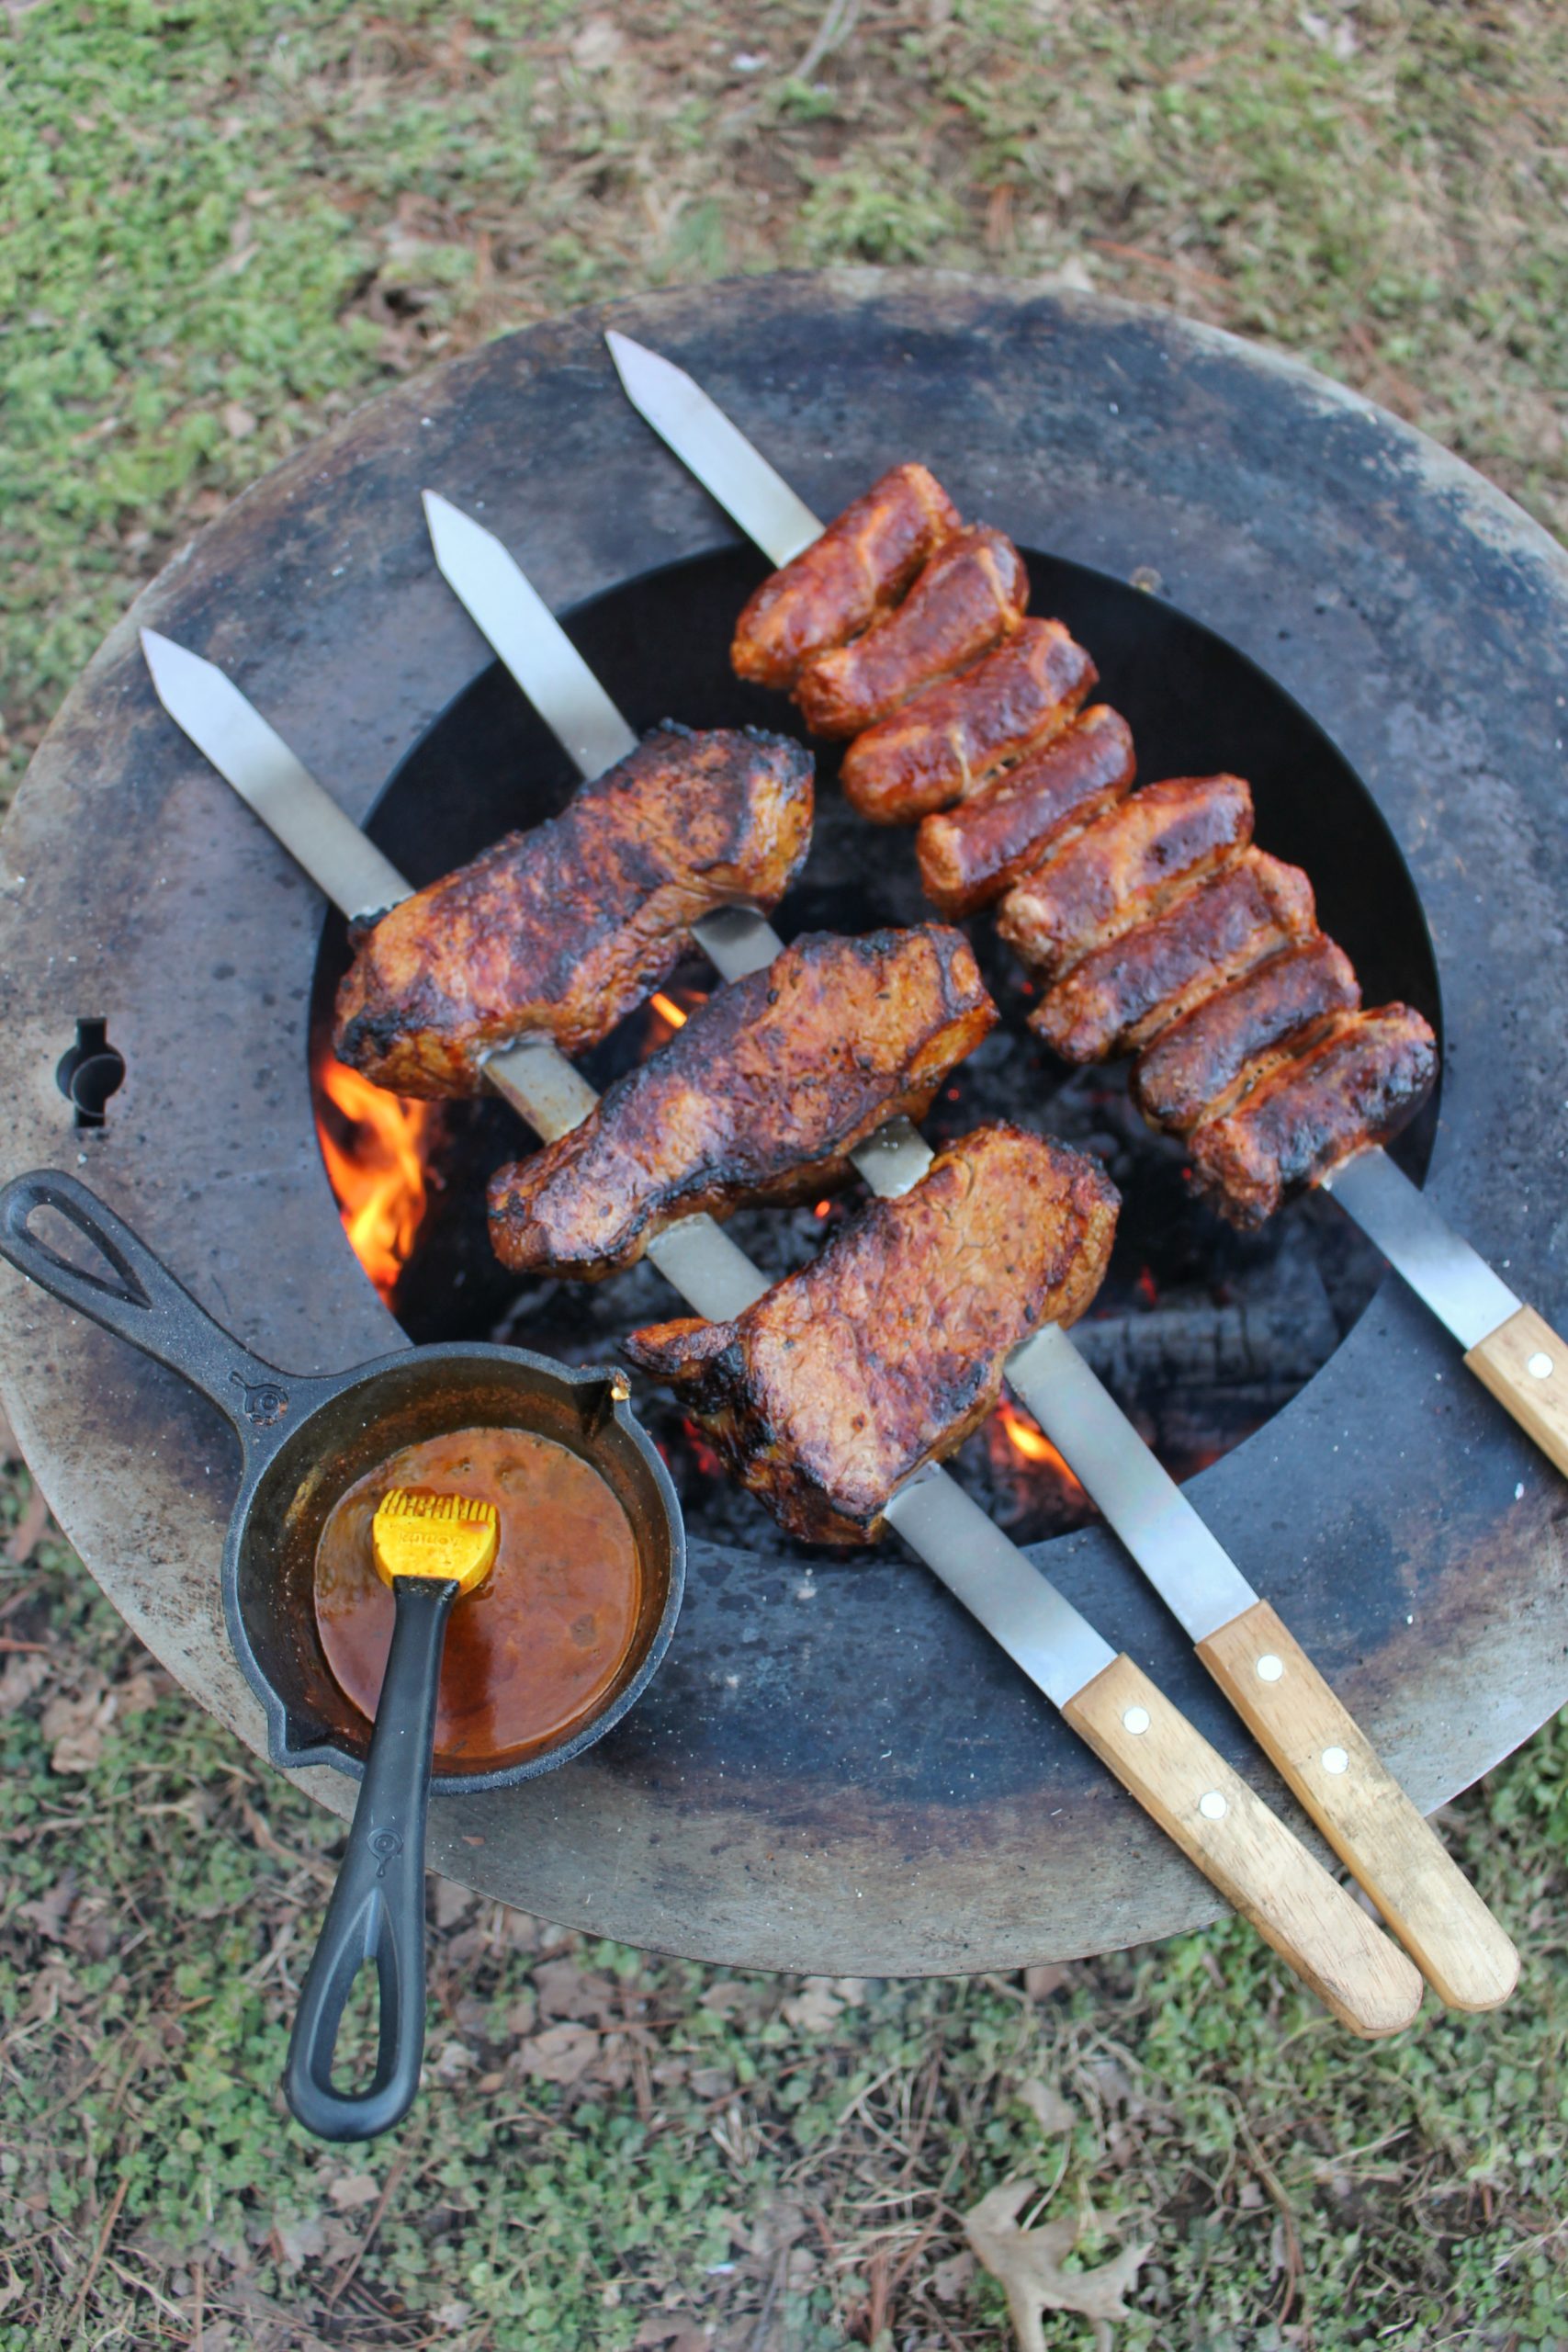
[2,273,1565,1974]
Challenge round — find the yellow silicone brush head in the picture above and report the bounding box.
[371,1488,500,1596]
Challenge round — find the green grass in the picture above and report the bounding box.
[3,2,1567,2344]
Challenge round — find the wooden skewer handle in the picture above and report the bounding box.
[1464,1304,1568,1480]
[1063,1655,1424,2037]
[1198,1600,1517,2011]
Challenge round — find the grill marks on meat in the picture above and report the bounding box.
[1032,850,1317,1063]
[486,926,996,1280]
[333,726,813,1098]
[794,527,1029,737]
[916,703,1136,917]
[842,620,1099,823]
[1134,935,1361,1135]
[1189,1007,1438,1228]
[997,775,1253,988]
[732,464,960,690]
[624,1125,1120,1545]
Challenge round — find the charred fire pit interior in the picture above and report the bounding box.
[310,543,1439,1555]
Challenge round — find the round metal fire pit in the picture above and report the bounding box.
[2,272,1566,1974]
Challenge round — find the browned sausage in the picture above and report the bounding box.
[1189,1004,1438,1229]
[1133,935,1361,1135]
[730,464,960,689]
[1032,851,1317,1062]
[996,774,1253,988]
[840,619,1098,824]
[793,526,1029,738]
[916,704,1136,916]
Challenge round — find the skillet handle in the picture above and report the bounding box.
[0,1169,299,1446]
[285,1577,456,2143]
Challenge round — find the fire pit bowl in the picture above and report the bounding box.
[2,272,1566,1975]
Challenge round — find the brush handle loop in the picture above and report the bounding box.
[286,1577,456,2143]
[0,1169,304,1455]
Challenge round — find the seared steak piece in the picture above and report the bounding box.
[794,526,1030,737]
[488,926,997,1280]
[916,703,1136,917]
[731,464,960,690]
[333,726,813,1098]
[997,774,1252,988]
[1032,850,1317,1062]
[840,619,1097,823]
[624,1124,1120,1545]
[1133,935,1361,1135]
[1189,1005,1438,1229]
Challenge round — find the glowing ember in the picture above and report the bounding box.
[315,1052,436,1306]
[643,985,709,1056]
[814,1200,833,1219]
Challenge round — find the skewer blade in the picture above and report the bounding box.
[422,491,638,780]
[1324,1146,1519,1349]
[604,331,824,567]
[139,630,410,923]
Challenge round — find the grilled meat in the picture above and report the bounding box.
[1189,1005,1437,1228]
[487,926,996,1280]
[794,526,1030,738]
[916,704,1136,917]
[333,726,814,1098]
[1032,850,1317,1062]
[840,620,1099,824]
[731,464,960,690]
[1133,935,1361,1135]
[624,1124,1119,1545]
[997,774,1252,988]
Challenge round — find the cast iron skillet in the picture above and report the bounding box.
[0,1171,685,2142]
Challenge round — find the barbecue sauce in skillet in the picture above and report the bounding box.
[313,1426,641,1764]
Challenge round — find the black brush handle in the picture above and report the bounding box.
[0,1170,308,1457]
[284,1577,456,2143]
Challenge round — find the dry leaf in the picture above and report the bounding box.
[222,401,257,440]
[517,2022,600,2085]
[1016,2077,1076,2135]
[781,1974,863,2031]
[930,2248,976,2302]
[1023,1962,1070,2000]
[964,2182,1151,2352]
[326,2172,381,2211]
[6,1482,50,1562]
[432,1874,477,1929]
[0,1652,50,1713]
[532,1956,617,2021]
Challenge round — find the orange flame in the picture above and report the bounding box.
[995,1397,1078,1481]
[649,991,689,1030]
[316,1052,435,1306]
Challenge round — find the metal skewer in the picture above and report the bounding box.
[140,618,1424,2037]
[606,336,1537,2008]
[604,324,1568,1484]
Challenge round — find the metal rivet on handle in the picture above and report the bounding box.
[1322,1747,1349,1775]
[1256,1653,1283,1682]
[1122,1705,1151,1735]
[1198,1791,1227,1820]
[1529,1351,1553,1380]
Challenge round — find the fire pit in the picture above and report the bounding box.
[2,273,1565,1973]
